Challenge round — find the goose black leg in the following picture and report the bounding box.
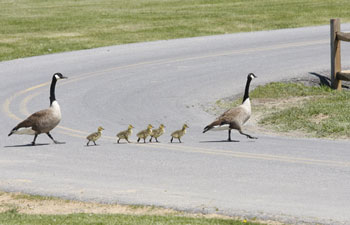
[47,132,65,144]
[31,134,38,146]
[227,130,232,142]
[239,130,258,139]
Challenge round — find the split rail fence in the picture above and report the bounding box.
[331,18,350,90]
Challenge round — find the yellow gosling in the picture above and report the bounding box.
[137,124,153,143]
[149,124,165,143]
[116,125,134,143]
[86,126,104,146]
[170,124,189,143]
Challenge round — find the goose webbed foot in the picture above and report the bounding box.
[239,131,258,139]
[46,132,65,144]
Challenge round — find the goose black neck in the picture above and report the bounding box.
[242,77,252,103]
[50,76,57,105]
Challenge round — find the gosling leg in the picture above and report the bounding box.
[93,141,97,145]
[170,137,173,143]
[87,141,90,146]
[178,138,181,143]
[149,137,153,142]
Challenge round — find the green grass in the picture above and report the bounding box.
[1,0,350,61]
[225,82,350,138]
[0,211,260,225]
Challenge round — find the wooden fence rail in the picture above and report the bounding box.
[331,18,350,90]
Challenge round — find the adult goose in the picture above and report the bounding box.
[203,73,257,141]
[8,73,67,145]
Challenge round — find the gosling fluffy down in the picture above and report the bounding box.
[149,124,165,142]
[86,126,104,146]
[170,124,189,143]
[116,125,134,143]
[137,124,153,143]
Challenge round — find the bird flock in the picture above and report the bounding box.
[8,72,257,146]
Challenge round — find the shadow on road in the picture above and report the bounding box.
[4,143,50,148]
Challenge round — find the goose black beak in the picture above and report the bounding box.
[62,76,68,79]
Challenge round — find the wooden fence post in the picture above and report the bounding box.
[331,18,342,90]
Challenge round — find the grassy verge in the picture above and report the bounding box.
[215,82,350,139]
[1,0,350,61]
[0,191,266,225]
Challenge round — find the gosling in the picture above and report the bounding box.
[116,124,134,143]
[137,124,153,143]
[86,126,104,146]
[170,124,189,143]
[149,124,165,143]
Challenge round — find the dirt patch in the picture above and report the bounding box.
[244,97,315,138]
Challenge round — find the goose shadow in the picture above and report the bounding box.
[199,140,240,143]
[4,143,50,148]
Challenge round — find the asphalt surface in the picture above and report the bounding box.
[1,24,350,224]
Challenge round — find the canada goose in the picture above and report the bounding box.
[137,124,153,143]
[86,126,104,146]
[203,73,257,141]
[8,73,67,145]
[149,124,165,142]
[170,124,189,143]
[116,124,134,143]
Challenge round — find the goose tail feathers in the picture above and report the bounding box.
[203,120,222,133]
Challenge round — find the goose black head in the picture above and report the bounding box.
[53,72,68,80]
[247,73,257,80]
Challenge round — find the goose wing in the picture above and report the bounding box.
[220,105,250,125]
[9,109,51,135]
[203,105,250,133]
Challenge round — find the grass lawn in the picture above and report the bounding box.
[215,81,350,138]
[0,192,262,225]
[0,212,260,225]
[1,0,350,61]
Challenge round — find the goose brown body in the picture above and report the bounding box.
[203,73,257,141]
[8,73,67,145]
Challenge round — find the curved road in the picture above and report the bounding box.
[1,25,350,224]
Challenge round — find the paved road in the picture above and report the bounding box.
[1,25,350,224]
